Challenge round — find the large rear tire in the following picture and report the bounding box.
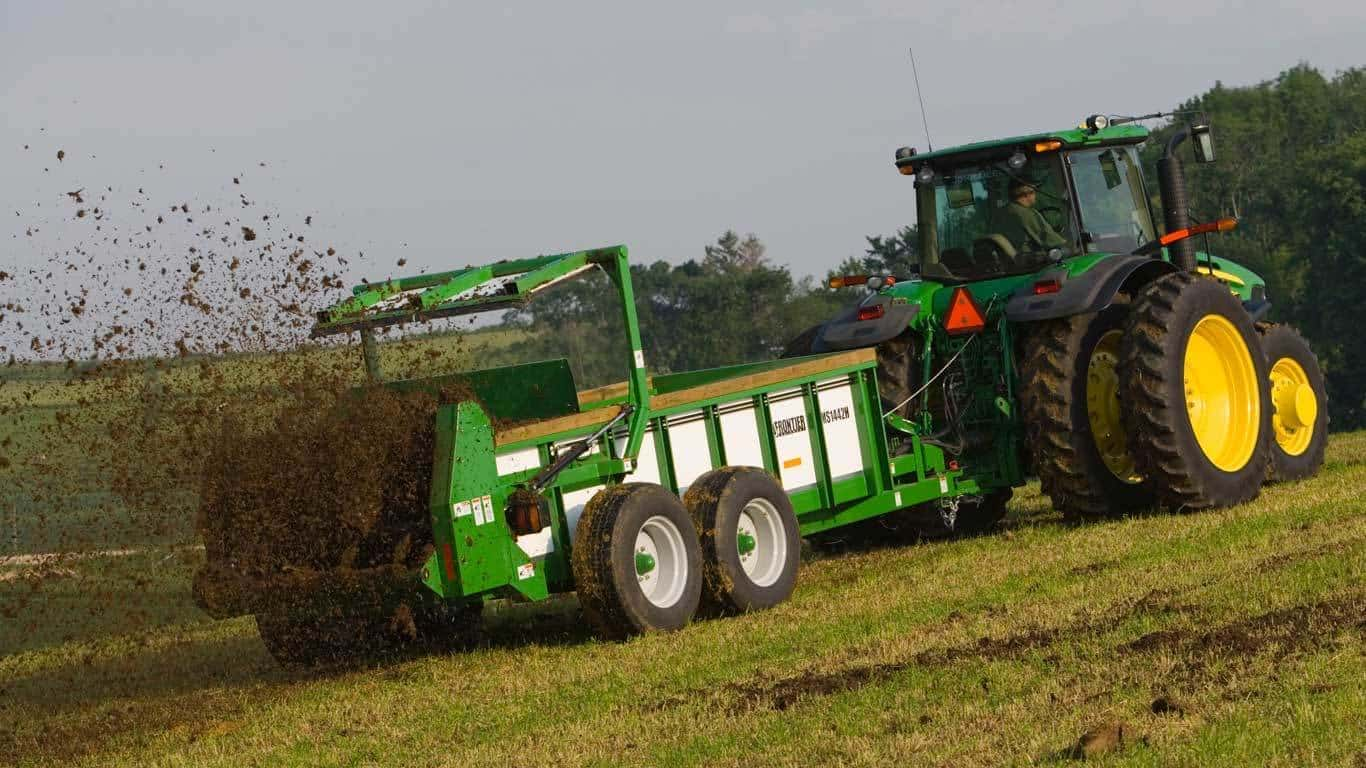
[684,467,800,614]
[572,484,703,640]
[1022,303,1154,519]
[1259,324,1328,482]
[1120,273,1272,509]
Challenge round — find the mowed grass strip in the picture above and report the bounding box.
[2,433,1362,767]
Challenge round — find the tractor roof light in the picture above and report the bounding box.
[1033,139,1062,153]
[916,164,935,183]
[1007,150,1027,170]
[895,146,916,161]
[1084,114,1110,133]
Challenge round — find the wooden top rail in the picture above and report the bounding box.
[494,348,874,447]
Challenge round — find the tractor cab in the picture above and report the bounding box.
[900,123,1157,282]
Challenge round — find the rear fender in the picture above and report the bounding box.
[1004,256,1176,322]
[813,295,920,352]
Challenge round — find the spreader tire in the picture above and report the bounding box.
[1022,303,1155,519]
[1259,324,1328,482]
[684,467,800,614]
[572,483,703,640]
[1120,272,1272,509]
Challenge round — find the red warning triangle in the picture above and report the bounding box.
[944,287,986,335]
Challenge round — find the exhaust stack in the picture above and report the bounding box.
[1157,129,1197,273]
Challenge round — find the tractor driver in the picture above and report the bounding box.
[996,179,1069,254]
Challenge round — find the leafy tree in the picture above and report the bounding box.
[703,230,769,273]
[488,232,845,389]
[1137,64,1365,427]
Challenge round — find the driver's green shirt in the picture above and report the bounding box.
[995,201,1068,252]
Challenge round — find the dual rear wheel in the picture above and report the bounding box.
[571,470,799,639]
[1024,271,1326,517]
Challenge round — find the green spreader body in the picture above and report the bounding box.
[308,246,984,610]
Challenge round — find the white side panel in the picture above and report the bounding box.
[816,379,864,480]
[667,412,713,493]
[768,388,817,490]
[560,485,604,545]
[614,428,662,486]
[516,528,554,558]
[496,447,541,477]
[718,403,764,469]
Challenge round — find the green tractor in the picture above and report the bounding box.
[789,114,1328,523]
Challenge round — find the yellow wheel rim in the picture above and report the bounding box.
[1086,329,1141,483]
[1269,356,1317,456]
[1183,315,1261,472]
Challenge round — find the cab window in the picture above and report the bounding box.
[915,154,1072,281]
[1069,147,1156,254]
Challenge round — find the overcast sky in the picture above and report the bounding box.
[4,0,1364,287]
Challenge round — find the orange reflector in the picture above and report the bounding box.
[1033,140,1063,153]
[857,304,885,321]
[1033,279,1061,295]
[944,287,986,335]
[829,274,869,289]
[898,165,916,175]
[1159,217,1239,246]
[782,457,802,469]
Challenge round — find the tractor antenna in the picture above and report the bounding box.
[909,47,934,152]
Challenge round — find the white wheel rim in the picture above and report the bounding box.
[634,515,689,608]
[737,498,787,588]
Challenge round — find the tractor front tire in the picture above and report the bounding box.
[1259,324,1328,482]
[684,467,800,615]
[1022,303,1154,519]
[1120,272,1272,509]
[572,484,703,640]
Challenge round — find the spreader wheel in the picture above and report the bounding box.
[684,467,800,614]
[1022,302,1154,518]
[1120,272,1272,509]
[1259,324,1328,482]
[572,483,703,640]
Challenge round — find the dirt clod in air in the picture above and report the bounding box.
[56,149,65,161]
[241,226,256,241]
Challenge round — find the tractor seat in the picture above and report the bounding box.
[971,235,1018,273]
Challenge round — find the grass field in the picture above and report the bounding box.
[2,423,1362,766]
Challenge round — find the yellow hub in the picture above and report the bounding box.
[1182,315,1261,472]
[1086,329,1141,484]
[1269,356,1317,456]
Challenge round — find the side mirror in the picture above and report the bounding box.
[1190,120,1215,164]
